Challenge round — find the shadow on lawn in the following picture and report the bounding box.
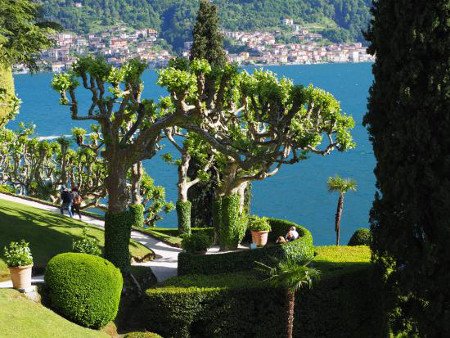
[0,205,91,267]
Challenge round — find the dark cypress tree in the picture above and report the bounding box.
[188,0,227,228]
[364,0,450,335]
[190,0,226,67]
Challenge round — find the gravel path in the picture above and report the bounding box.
[0,193,180,288]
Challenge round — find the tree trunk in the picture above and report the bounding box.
[104,161,132,272]
[335,194,344,246]
[177,152,190,203]
[130,161,143,205]
[286,289,295,338]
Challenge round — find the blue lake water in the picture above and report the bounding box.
[9,63,375,245]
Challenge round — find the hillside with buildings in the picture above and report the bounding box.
[41,0,372,50]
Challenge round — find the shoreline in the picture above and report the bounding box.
[13,60,374,76]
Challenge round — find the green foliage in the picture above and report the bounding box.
[364,0,450,335]
[104,210,132,272]
[0,0,54,70]
[0,125,107,203]
[178,218,314,275]
[348,228,372,246]
[247,215,271,232]
[72,228,102,256]
[0,65,19,127]
[176,200,192,235]
[3,240,33,267]
[0,184,14,194]
[327,175,357,193]
[45,253,123,329]
[181,232,212,254]
[256,259,319,292]
[218,194,246,250]
[144,246,386,338]
[140,168,175,227]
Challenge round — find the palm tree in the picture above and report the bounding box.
[256,259,320,338]
[327,175,357,245]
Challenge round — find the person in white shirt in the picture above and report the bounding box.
[286,226,299,242]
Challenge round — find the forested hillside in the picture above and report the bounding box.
[41,0,371,50]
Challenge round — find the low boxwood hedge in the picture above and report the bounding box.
[144,246,387,338]
[45,252,123,329]
[178,218,314,275]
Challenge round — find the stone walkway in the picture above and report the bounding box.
[0,193,181,288]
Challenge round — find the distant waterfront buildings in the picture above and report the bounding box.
[13,26,374,74]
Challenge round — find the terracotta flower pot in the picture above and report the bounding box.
[9,264,33,290]
[251,230,269,247]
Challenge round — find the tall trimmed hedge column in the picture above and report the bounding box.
[218,194,246,250]
[177,200,192,235]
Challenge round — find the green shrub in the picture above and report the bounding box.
[0,184,14,194]
[72,228,101,256]
[181,233,212,254]
[176,200,192,235]
[45,253,123,328]
[129,204,145,228]
[178,218,314,275]
[3,240,33,267]
[348,228,372,246]
[247,215,271,232]
[145,247,387,338]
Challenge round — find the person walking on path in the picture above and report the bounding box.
[71,186,83,219]
[60,186,73,217]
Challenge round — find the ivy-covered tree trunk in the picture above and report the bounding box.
[218,194,246,251]
[104,160,132,273]
[0,63,15,127]
[364,0,450,335]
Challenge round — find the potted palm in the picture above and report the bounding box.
[248,216,271,247]
[3,240,33,290]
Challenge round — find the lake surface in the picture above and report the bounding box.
[9,63,375,245]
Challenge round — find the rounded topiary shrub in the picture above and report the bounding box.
[348,228,372,246]
[45,253,123,328]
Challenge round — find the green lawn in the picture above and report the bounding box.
[0,289,108,338]
[313,245,372,277]
[0,199,153,280]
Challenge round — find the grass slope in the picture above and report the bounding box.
[0,199,152,280]
[0,289,108,338]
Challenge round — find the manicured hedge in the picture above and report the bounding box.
[348,228,372,246]
[178,218,314,275]
[45,253,123,329]
[176,200,192,235]
[144,247,387,337]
